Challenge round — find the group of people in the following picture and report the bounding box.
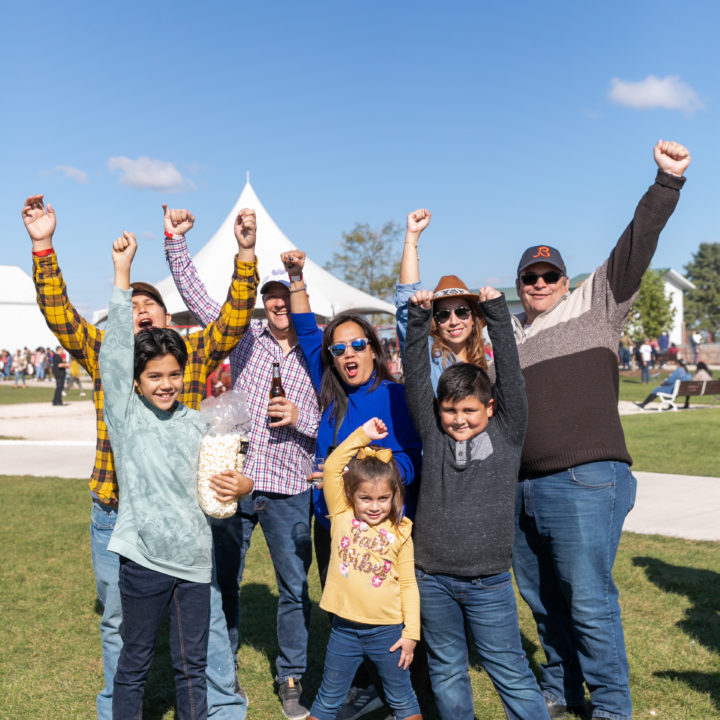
[20,138,690,720]
[0,345,71,403]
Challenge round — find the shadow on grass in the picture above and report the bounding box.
[238,581,331,695]
[93,599,185,720]
[633,556,720,712]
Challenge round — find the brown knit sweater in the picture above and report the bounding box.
[512,170,686,475]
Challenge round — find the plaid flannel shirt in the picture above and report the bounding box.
[33,250,258,503]
[165,235,320,495]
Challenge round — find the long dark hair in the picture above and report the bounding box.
[319,313,393,422]
[133,328,188,380]
[429,297,488,371]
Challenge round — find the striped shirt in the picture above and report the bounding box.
[33,250,258,503]
[165,236,320,496]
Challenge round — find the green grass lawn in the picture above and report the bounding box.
[1,476,718,719]
[622,409,720,477]
[0,381,91,405]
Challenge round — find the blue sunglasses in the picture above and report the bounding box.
[329,338,369,357]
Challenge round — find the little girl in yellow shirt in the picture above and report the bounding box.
[308,418,422,720]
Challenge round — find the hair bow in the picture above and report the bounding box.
[356,446,393,463]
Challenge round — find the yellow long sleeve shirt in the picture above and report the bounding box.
[32,250,258,503]
[320,427,420,640]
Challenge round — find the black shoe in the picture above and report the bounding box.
[546,699,587,718]
[278,677,310,720]
[633,401,646,410]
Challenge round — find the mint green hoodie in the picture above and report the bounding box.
[99,287,211,583]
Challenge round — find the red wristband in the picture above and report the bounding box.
[289,272,303,283]
[32,247,54,257]
[164,230,184,240]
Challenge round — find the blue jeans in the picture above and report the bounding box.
[310,618,420,720]
[514,461,637,720]
[114,558,210,720]
[641,363,650,383]
[90,500,247,719]
[416,569,548,720]
[212,490,312,683]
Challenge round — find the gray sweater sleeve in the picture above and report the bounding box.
[403,302,437,438]
[481,295,527,447]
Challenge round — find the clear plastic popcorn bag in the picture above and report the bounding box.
[198,390,253,519]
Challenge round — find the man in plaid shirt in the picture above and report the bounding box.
[164,206,320,720]
[22,195,258,720]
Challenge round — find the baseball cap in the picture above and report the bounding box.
[260,268,291,294]
[517,246,566,275]
[130,281,167,311]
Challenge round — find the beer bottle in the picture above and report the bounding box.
[270,362,286,398]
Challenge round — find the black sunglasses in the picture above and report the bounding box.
[520,271,564,286]
[329,338,369,357]
[433,306,472,324]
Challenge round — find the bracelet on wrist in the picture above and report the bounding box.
[32,247,54,257]
[164,230,185,240]
[289,272,303,283]
[289,284,307,293]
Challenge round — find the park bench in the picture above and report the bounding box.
[649,379,720,412]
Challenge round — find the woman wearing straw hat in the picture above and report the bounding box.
[395,209,493,392]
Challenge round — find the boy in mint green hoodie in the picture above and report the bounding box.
[100,230,251,720]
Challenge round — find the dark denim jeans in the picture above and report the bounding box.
[514,461,637,720]
[310,618,421,720]
[211,489,313,683]
[416,569,548,720]
[113,558,210,720]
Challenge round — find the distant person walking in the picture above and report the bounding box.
[52,346,68,405]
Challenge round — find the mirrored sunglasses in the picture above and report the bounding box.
[520,271,564,286]
[329,338,369,357]
[433,306,472,324]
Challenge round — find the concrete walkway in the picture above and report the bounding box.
[1,401,718,541]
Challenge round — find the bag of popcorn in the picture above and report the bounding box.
[198,390,253,518]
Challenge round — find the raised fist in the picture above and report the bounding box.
[234,209,257,249]
[477,286,501,302]
[407,208,431,235]
[653,140,691,177]
[112,230,138,269]
[281,249,306,275]
[409,289,433,310]
[162,204,195,236]
[21,195,56,246]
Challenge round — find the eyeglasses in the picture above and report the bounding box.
[433,306,472,324]
[329,338,369,357]
[519,271,564,286]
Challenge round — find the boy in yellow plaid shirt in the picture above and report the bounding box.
[21,195,258,720]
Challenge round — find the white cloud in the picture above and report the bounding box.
[107,156,195,191]
[608,75,702,114]
[43,165,88,183]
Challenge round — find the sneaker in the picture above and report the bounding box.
[546,699,587,719]
[278,677,310,720]
[335,686,384,720]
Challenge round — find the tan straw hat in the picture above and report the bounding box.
[432,275,479,302]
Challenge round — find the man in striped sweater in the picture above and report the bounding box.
[511,140,691,720]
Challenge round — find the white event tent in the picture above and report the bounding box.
[0,265,64,351]
[93,180,396,326]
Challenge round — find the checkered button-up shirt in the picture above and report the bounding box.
[33,250,258,503]
[165,236,319,495]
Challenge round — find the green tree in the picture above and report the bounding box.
[626,269,675,343]
[324,221,401,302]
[684,242,720,339]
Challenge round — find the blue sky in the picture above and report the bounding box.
[2,1,718,316]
